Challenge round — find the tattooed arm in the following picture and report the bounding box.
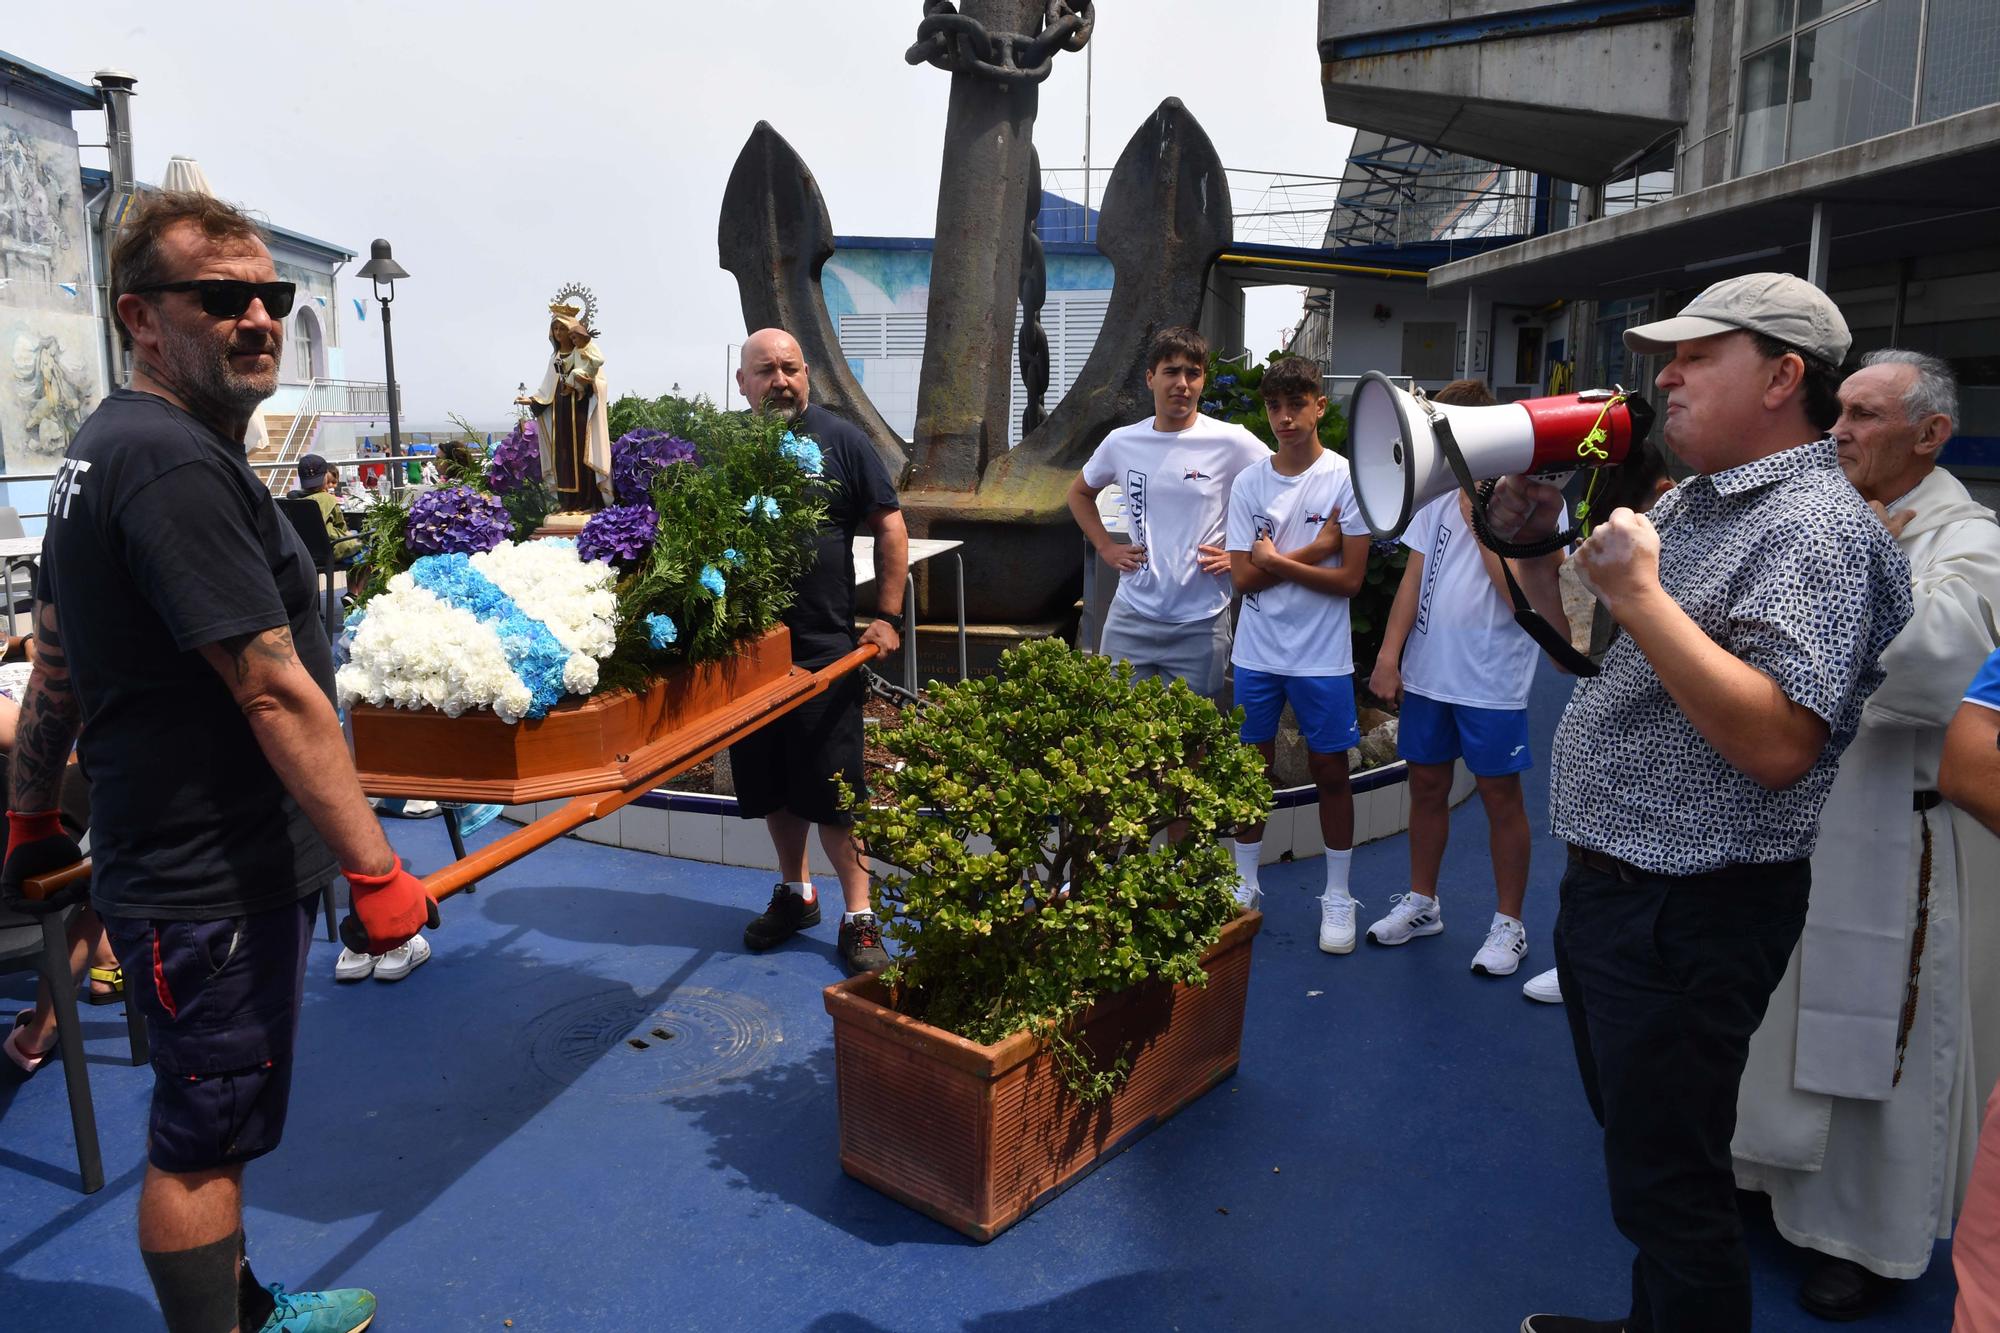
[9,601,83,814]
[195,625,396,876]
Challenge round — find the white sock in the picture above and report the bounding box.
[784,879,816,903]
[1493,910,1521,928]
[842,910,872,924]
[1231,840,1262,901]
[1324,848,1354,900]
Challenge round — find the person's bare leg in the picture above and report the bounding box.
[1475,772,1531,921]
[1406,762,1456,898]
[139,1163,244,1255]
[1306,750,1354,851]
[764,811,812,888]
[1236,741,1279,845]
[817,822,874,915]
[20,907,103,1053]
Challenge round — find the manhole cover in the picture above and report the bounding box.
[525,987,781,1101]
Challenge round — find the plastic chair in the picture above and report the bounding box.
[274,497,344,642]
[0,881,149,1195]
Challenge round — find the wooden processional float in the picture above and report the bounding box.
[21,628,877,911]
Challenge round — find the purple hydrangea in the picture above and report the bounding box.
[486,419,541,494]
[577,503,659,565]
[611,429,698,505]
[406,485,512,556]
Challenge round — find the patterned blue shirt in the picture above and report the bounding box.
[1550,438,1913,874]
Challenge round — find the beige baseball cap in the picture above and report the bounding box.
[1623,272,1850,365]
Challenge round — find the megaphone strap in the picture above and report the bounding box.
[1431,416,1601,679]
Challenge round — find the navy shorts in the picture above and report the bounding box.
[729,668,866,826]
[1398,690,1533,777]
[102,896,317,1174]
[1236,668,1360,754]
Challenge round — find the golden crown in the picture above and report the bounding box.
[548,301,582,318]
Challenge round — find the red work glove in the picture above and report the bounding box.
[338,853,439,955]
[1,810,84,915]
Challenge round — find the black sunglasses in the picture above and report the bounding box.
[130,279,297,319]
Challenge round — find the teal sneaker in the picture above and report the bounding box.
[254,1282,377,1332]
[451,802,505,837]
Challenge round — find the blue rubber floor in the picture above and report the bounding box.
[0,663,1961,1331]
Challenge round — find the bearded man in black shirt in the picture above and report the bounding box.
[0,191,434,1333]
[729,328,908,975]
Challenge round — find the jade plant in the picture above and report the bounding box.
[846,637,1269,1101]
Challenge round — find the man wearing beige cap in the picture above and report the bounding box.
[1489,273,1913,1333]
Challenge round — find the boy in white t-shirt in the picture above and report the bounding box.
[1225,357,1375,952]
[1068,326,1269,702]
[1363,379,1571,977]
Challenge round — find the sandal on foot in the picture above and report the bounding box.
[83,964,124,1006]
[4,1011,56,1077]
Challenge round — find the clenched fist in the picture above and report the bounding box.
[1573,507,1661,612]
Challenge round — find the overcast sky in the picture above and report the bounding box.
[15,1,1353,428]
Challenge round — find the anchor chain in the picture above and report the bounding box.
[905,0,1095,85]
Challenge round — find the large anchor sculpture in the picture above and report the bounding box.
[718,1,1232,624]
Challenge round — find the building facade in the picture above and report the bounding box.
[1314,0,2000,478]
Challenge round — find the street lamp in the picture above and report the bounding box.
[355,239,410,459]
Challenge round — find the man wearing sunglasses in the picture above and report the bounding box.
[0,190,431,1333]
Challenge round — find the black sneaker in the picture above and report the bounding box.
[838,912,890,975]
[743,885,820,951]
[1520,1318,1624,1333]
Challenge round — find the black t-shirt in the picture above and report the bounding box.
[784,404,900,668]
[38,389,338,920]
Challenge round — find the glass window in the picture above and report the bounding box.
[1921,0,2000,122]
[1745,0,1795,49]
[1736,44,1793,175]
[1787,0,1922,160]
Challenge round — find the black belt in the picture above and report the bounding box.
[1565,843,1806,885]
[1915,790,1941,811]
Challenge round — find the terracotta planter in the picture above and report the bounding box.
[349,626,794,803]
[822,908,1262,1241]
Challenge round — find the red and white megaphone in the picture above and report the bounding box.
[1347,372,1654,540]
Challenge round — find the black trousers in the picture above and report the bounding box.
[1552,851,1809,1333]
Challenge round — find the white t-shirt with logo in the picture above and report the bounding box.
[1399,491,1564,711]
[1225,450,1372,677]
[1081,416,1270,624]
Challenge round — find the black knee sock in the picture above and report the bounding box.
[140,1230,242,1333]
[238,1243,277,1331]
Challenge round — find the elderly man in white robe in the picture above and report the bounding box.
[1733,348,2000,1320]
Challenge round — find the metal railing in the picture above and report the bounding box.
[0,451,445,525]
[266,378,396,495]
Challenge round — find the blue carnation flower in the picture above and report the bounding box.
[779,432,824,476]
[722,548,741,566]
[407,554,572,718]
[645,613,679,649]
[742,494,782,520]
[699,565,726,597]
[1216,374,1238,387]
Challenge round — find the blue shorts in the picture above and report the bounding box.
[1236,668,1359,754]
[1397,690,1532,777]
[103,897,317,1174]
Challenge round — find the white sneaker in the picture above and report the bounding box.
[1522,967,1563,1004]
[333,947,376,983]
[1366,891,1444,946]
[371,933,432,983]
[1471,915,1529,977]
[1233,884,1262,913]
[1318,893,1359,955]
